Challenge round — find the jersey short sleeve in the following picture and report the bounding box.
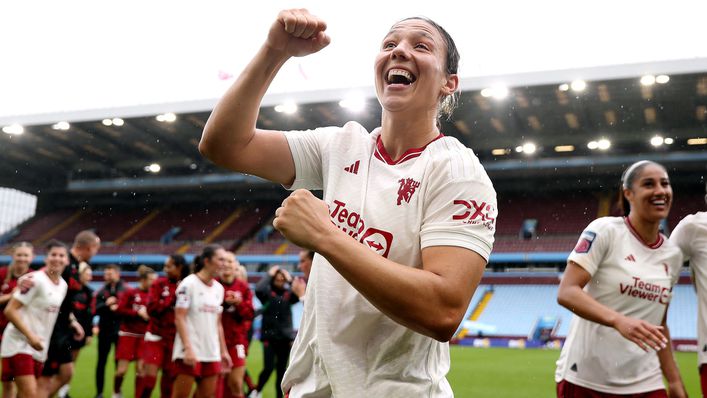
[420,152,497,261]
[174,278,192,309]
[283,127,333,190]
[568,218,612,276]
[12,273,39,306]
[670,215,695,262]
[420,176,498,261]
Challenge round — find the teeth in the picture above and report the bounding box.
[388,69,413,82]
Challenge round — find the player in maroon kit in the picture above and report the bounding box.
[112,265,156,398]
[135,254,189,398]
[0,242,33,398]
[217,252,254,398]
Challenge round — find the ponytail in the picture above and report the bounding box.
[193,244,223,273]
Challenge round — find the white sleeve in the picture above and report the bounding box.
[420,169,497,261]
[174,279,192,309]
[670,215,694,262]
[283,126,341,191]
[13,273,39,306]
[567,218,611,276]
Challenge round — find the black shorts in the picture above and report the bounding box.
[69,336,87,350]
[41,333,74,376]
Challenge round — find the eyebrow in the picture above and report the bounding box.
[384,28,436,42]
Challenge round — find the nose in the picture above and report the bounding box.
[653,183,668,197]
[391,43,410,59]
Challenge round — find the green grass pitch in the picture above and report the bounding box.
[56,342,699,397]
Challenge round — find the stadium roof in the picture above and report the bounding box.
[2,69,706,195]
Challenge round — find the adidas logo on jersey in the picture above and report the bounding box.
[624,254,636,262]
[344,160,360,175]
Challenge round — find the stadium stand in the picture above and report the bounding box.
[462,282,696,340]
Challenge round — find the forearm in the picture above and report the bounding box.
[557,285,621,328]
[200,44,289,168]
[657,322,684,386]
[5,306,35,341]
[317,231,481,341]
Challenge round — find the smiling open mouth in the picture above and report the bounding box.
[386,69,416,85]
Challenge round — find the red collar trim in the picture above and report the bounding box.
[374,133,444,165]
[624,217,663,249]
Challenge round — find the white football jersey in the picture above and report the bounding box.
[0,270,67,362]
[670,211,707,364]
[281,122,497,398]
[556,217,682,394]
[172,274,224,362]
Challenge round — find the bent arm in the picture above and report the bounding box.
[199,9,330,185]
[557,261,667,351]
[115,292,138,318]
[4,299,36,342]
[147,283,171,317]
[255,275,272,304]
[235,289,255,321]
[199,44,294,185]
[557,261,621,326]
[318,230,485,342]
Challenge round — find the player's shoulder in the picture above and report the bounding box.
[425,136,491,182]
[675,211,707,229]
[154,276,169,286]
[308,121,369,139]
[178,274,197,288]
[584,216,625,234]
[331,121,372,144]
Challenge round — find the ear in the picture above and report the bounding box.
[623,187,634,202]
[440,74,458,96]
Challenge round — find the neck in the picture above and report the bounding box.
[380,111,439,160]
[10,265,27,277]
[45,269,60,283]
[70,248,82,262]
[221,276,235,284]
[197,269,212,283]
[627,214,661,245]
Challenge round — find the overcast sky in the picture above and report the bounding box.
[2,0,707,124]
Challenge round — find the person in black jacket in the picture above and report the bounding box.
[250,266,299,398]
[71,262,94,356]
[92,263,126,398]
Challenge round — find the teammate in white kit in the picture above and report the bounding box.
[670,182,707,396]
[0,240,68,398]
[172,245,231,398]
[200,9,496,397]
[556,161,687,398]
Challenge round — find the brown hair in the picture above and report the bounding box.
[137,264,155,280]
[73,230,99,248]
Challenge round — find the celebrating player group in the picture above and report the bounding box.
[0,238,256,398]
